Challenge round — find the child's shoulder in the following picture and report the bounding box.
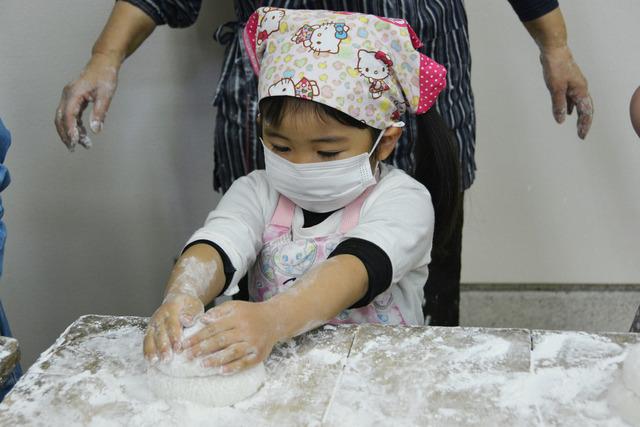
[375,164,432,199]
[228,169,271,193]
[360,164,434,220]
[223,169,279,210]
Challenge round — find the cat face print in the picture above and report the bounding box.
[260,9,285,34]
[257,8,285,45]
[293,22,350,54]
[268,78,296,97]
[356,49,392,81]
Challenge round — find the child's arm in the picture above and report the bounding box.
[144,172,272,363]
[143,243,227,363]
[182,254,368,374]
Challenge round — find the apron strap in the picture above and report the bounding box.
[269,195,296,228]
[339,185,375,234]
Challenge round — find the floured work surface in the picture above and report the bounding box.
[0,316,638,426]
[0,336,19,387]
[0,315,356,427]
[327,325,640,427]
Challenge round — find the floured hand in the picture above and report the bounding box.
[182,301,279,375]
[54,52,120,151]
[540,45,593,139]
[143,292,204,364]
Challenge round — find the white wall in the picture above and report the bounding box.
[0,1,638,367]
[0,1,233,366]
[462,0,640,283]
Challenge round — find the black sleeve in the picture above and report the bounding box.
[328,238,393,309]
[120,0,202,28]
[507,0,559,22]
[182,239,236,294]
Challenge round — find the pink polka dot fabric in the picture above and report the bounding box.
[416,54,447,114]
[243,7,447,129]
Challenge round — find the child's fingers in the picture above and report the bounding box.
[220,352,260,376]
[143,325,159,363]
[186,329,237,359]
[179,299,205,328]
[165,314,184,353]
[200,342,251,368]
[182,317,234,349]
[202,302,236,323]
[153,319,173,361]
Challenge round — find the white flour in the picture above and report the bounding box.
[0,319,349,426]
[608,344,640,426]
[1,319,638,427]
[166,256,218,302]
[324,327,638,427]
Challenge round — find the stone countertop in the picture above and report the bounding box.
[0,336,19,387]
[0,315,638,426]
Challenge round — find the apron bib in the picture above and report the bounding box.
[249,189,406,325]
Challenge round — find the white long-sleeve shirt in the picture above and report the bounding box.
[186,163,434,326]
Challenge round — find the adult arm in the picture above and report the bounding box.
[508,2,593,139]
[54,0,202,151]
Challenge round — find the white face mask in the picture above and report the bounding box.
[262,130,386,213]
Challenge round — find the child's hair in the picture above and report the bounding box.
[259,96,461,256]
[259,96,378,140]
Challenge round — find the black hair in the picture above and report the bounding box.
[259,96,461,256]
[412,109,461,258]
[259,96,378,141]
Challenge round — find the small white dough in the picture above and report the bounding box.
[147,320,266,406]
[608,344,640,426]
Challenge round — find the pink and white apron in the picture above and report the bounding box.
[249,189,406,325]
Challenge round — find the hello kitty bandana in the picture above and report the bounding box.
[243,7,447,129]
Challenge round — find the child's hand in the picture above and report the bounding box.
[182,301,279,375]
[143,292,204,363]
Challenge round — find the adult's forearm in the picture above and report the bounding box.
[91,1,157,63]
[522,7,567,52]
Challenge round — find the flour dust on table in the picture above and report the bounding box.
[608,343,640,426]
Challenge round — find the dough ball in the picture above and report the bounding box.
[147,320,266,406]
[154,321,211,378]
[147,362,266,407]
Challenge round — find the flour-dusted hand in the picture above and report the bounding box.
[182,300,279,375]
[522,7,594,140]
[54,53,120,152]
[143,292,204,364]
[53,0,157,151]
[540,45,593,139]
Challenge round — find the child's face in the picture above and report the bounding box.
[261,107,400,167]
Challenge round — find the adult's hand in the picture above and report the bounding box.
[55,53,120,151]
[540,46,593,140]
[53,1,156,151]
[523,7,593,140]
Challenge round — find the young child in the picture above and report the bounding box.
[143,8,460,374]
